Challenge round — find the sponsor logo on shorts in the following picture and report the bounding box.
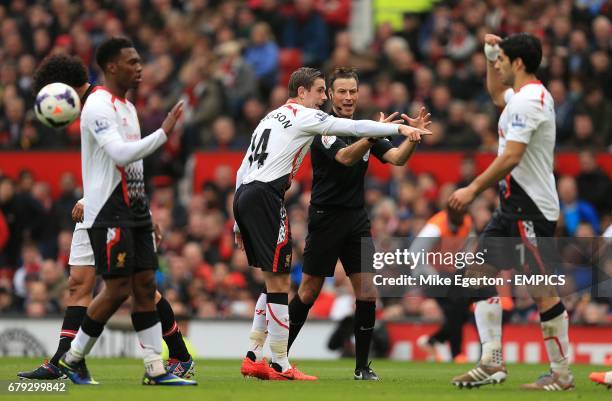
[116,252,126,268]
[521,220,538,247]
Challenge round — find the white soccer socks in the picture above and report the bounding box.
[474,298,503,366]
[248,292,268,361]
[267,293,291,372]
[540,302,571,377]
[65,315,104,364]
[132,312,166,377]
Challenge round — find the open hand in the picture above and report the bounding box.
[401,107,432,130]
[378,111,403,124]
[161,100,184,135]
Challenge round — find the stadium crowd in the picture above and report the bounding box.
[0,0,610,326]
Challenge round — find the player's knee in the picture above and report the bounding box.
[298,284,321,304]
[298,274,325,304]
[105,277,132,302]
[68,269,95,305]
[132,272,157,302]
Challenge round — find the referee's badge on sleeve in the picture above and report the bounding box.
[322,135,337,149]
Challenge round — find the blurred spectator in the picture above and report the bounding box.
[178,60,224,150]
[13,242,42,303]
[39,258,67,309]
[282,0,329,67]
[571,112,600,148]
[576,150,611,215]
[244,22,279,96]
[208,116,244,151]
[558,175,600,236]
[215,40,258,116]
[582,84,612,147]
[0,177,28,266]
[549,79,575,143]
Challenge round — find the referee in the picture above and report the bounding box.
[287,67,430,380]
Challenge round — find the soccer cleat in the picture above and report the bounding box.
[453,354,468,364]
[354,362,380,381]
[58,355,98,385]
[589,371,612,389]
[166,357,196,379]
[18,360,66,380]
[267,364,317,381]
[520,371,575,391]
[142,372,197,385]
[241,356,270,380]
[452,364,507,388]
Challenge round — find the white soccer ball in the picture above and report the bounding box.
[34,82,81,128]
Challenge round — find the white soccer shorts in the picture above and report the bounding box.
[68,228,95,267]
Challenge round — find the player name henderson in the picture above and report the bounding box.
[373,274,566,287]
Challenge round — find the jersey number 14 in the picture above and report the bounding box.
[248,128,270,168]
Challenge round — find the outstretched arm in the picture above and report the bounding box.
[299,109,430,140]
[334,112,401,166]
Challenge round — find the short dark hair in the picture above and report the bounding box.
[287,67,323,97]
[328,67,359,90]
[32,54,88,94]
[95,36,135,71]
[500,33,542,74]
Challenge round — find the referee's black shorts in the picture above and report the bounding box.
[477,210,558,274]
[233,181,292,273]
[302,205,375,277]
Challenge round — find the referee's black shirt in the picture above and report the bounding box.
[309,112,393,209]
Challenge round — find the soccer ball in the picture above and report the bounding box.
[34,82,81,128]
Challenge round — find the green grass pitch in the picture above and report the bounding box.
[1,358,608,401]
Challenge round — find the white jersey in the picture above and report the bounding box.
[498,82,559,221]
[235,100,399,193]
[80,87,151,228]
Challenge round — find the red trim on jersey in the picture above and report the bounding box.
[515,80,542,93]
[106,228,121,272]
[540,90,545,107]
[272,211,289,273]
[504,174,512,199]
[266,303,289,330]
[285,99,298,105]
[283,104,298,116]
[92,86,127,103]
[163,321,179,337]
[517,220,546,274]
[60,330,77,338]
[287,144,305,187]
[117,167,130,207]
[543,336,566,358]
